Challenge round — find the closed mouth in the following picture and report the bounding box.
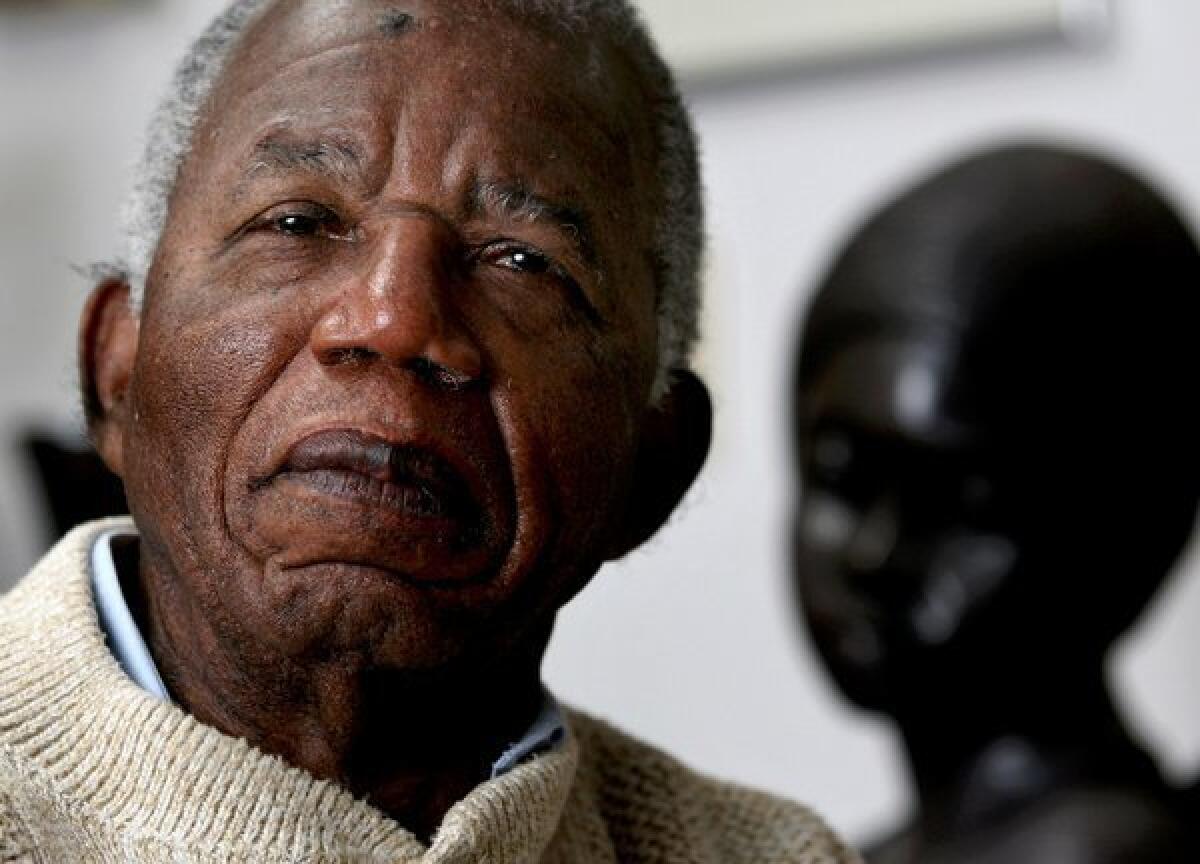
[273,428,478,528]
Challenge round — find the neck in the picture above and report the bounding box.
[894,670,1146,836]
[131,545,549,843]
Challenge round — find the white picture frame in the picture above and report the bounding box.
[634,0,1114,82]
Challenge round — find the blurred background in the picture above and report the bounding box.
[1,0,1198,845]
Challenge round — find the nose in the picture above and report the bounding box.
[310,218,484,387]
[845,494,901,580]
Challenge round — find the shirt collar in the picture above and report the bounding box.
[88,528,565,779]
[90,529,170,700]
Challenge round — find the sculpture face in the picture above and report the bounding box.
[790,146,1200,717]
[792,289,1195,714]
[793,334,1025,710]
[90,0,693,678]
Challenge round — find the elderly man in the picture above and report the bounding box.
[0,1,856,862]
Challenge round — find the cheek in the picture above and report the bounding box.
[493,327,644,568]
[540,375,636,497]
[792,495,860,603]
[124,295,308,556]
[798,493,858,553]
[906,533,1018,645]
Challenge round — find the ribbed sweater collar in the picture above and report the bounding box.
[0,518,579,863]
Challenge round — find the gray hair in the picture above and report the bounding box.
[118,0,704,394]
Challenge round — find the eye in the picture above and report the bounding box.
[276,213,324,236]
[256,203,349,240]
[472,240,603,326]
[490,244,553,275]
[810,431,854,484]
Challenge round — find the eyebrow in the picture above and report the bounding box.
[235,138,599,264]
[471,180,598,266]
[238,133,368,193]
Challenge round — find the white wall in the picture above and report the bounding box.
[2,0,1198,845]
[0,2,237,577]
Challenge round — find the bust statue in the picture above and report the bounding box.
[790,144,1200,863]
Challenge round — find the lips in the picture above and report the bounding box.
[243,423,509,583]
[264,427,495,558]
[280,429,471,522]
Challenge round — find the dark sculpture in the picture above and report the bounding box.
[790,144,1200,863]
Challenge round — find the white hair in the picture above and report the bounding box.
[118,0,704,392]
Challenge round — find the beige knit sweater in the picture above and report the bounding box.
[0,520,860,864]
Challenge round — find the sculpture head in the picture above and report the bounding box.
[792,145,1200,716]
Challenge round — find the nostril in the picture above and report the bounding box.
[409,356,477,392]
[321,346,374,366]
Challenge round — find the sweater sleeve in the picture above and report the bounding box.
[702,780,865,864]
[564,708,864,864]
[0,785,33,864]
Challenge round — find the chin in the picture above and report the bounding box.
[220,556,492,667]
[824,659,895,713]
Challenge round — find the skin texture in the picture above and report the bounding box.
[790,146,1200,863]
[80,0,711,841]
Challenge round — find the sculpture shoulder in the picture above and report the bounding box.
[865,785,1196,864]
[864,827,917,864]
[563,708,862,863]
[1013,784,1197,864]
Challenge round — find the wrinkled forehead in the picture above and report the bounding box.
[217,0,649,152]
[182,0,660,251]
[239,0,599,71]
[248,0,580,43]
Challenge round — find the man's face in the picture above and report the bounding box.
[104,1,670,673]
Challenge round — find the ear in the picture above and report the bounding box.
[606,369,713,559]
[79,278,139,478]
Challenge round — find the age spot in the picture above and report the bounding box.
[379,9,417,38]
